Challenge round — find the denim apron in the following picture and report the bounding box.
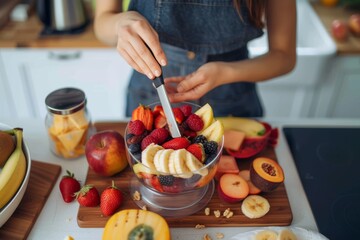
[126,0,264,117]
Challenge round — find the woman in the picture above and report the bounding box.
[94,0,296,117]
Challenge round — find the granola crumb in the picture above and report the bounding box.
[133,191,141,201]
[203,233,212,240]
[216,232,224,239]
[214,210,221,218]
[205,207,210,216]
[195,224,206,229]
[141,205,147,211]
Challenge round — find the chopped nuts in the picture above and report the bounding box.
[223,208,231,217]
[195,224,206,229]
[205,207,210,216]
[133,191,141,201]
[203,234,212,240]
[216,233,224,239]
[225,211,234,218]
[141,205,147,211]
[214,210,221,218]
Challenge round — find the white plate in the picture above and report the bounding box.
[0,123,32,227]
[231,227,329,240]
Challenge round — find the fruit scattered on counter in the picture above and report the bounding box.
[217,173,249,203]
[127,103,224,193]
[331,19,349,42]
[102,209,171,240]
[0,128,27,209]
[48,108,90,158]
[250,157,284,192]
[59,170,81,203]
[241,195,270,219]
[85,130,128,177]
[75,185,100,207]
[0,130,15,167]
[100,181,123,216]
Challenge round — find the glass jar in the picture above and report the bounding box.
[45,88,93,159]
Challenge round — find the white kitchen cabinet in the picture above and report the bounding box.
[311,56,360,118]
[0,49,132,121]
[0,55,16,118]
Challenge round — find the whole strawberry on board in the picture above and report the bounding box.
[100,181,123,216]
[75,185,100,207]
[59,170,81,203]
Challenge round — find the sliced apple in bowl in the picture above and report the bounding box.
[218,117,276,159]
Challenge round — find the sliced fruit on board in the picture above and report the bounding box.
[241,195,270,219]
[218,117,266,137]
[217,173,249,203]
[250,157,284,192]
[102,209,171,240]
[239,170,261,195]
[215,155,239,181]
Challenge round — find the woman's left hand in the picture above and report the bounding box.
[165,62,228,102]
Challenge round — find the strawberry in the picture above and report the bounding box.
[185,113,204,132]
[150,128,169,144]
[172,108,185,124]
[162,137,190,150]
[131,104,154,131]
[128,120,145,135]
[141,135,159,150]
[186,143,206,162]
[100,181,123,216]
[75,185,100,207]
[59,170,81,203]
[149,176,164,192]
[179,104,192,117]
[154,114,167,129]
[153,105,164,118]
[184,129,197,138]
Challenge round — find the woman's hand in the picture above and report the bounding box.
[114,11,167,79]
[165,62,228,102]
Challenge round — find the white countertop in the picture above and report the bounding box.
[1,117,359,240]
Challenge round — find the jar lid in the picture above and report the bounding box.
[45,88,86,115]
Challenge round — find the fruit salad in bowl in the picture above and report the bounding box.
[125,102,224,195]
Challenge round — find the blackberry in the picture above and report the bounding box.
[204,153,217,165]
[128,143,141,154]
[193,135,207,145]
[158,175,175,186]
[204,141,218,155]
[126,133,135,140]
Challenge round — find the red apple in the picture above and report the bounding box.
[217,173,249,203]
[85,130,128,177]
[349,14,360,37]
[331,19,349,42]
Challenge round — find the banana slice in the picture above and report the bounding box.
[141,143,164,171]
[255,230,278,240]
[277,229,297,240]
[169,149,193,178]
[241,195,270,219]
[154,149,173,173]
[185,151,208,176]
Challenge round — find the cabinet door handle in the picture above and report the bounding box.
[48,51,82,60]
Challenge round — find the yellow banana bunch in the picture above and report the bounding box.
[0,128,27,209]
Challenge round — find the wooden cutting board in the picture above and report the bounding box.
[0,160,61,239]
[77,122,292,228]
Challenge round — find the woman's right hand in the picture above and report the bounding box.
[115,11,167,79]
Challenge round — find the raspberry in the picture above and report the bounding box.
[185,114,204,131]
[150,128,169,144]
[141,135,158,150]
[158,175,175,186]
[192,135,208,145]
[204,141,218,155]
[179,104,192,117]
[128,120,145,135]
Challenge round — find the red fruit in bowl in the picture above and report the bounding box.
[185,114,204,132]
[128,120,145,136]
[59,170,81,203]
[226,122,273,159]
[186,143,205,162]
[85,130,128,177]
[162,137,190,150]
[131,104,154,131]
[149,128,169,144]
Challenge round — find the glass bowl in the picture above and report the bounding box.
[124,102,224,216]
